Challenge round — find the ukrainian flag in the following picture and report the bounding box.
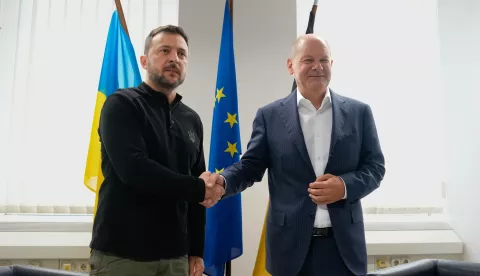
[203,1,243,275]
[84,10,142,213]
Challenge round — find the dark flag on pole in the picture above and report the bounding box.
[291,0,319,93]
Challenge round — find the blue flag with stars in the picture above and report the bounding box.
[203,1,243,275]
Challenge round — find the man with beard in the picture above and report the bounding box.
[88,25,224,276]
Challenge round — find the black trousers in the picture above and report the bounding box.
[298,235,356,276]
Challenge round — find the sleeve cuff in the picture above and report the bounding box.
[193,178,206,202]
[221,175,227,190]
[189,246,204,258]
[339,176,347,199]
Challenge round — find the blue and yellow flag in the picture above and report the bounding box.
[84,10,142,213]
[203,1,243,275]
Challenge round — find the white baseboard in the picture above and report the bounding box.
[0,229,463,259]
[0,213,463,260]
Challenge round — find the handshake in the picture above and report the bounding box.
[199,171,225,208]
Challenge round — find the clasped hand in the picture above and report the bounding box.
[308,174,345,205]
[199,172,225,208]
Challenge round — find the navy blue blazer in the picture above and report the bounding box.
[221,89,385,276]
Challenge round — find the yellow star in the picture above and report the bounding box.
[224,141,238,158]
[224,112,238,128]
[215,168,224,174]
[215,87,226,104]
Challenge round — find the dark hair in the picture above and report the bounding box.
[144,25,189,55]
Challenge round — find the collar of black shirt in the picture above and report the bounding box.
[139,81,183,107]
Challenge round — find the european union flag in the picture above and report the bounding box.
[203,1,243,275]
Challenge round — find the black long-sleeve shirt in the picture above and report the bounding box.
[90,82,206,260]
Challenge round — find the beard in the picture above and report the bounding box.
[147,62,185,90]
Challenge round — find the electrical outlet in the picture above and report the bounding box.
[391,257,401,266]
[76,260,90,272]
[401,256,411,264]
[375,256,389,269]
[60,260,74,271]
[0,260,12,266]
[390,256,410,266]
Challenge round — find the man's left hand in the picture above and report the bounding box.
[308,174,345,205]
[188,256,204,276]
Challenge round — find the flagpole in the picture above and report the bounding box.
[115,0,130,38]
[291,0,318,92]
[225,0,233,271]
[228,0,233,22]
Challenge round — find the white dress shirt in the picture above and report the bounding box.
[297,89,346,228]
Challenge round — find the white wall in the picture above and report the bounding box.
[439,0,480,262]
[179,0,297,275]
[297,0,445,207]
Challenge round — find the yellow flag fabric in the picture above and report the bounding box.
[84,93,107,213]
[252,201,272,276]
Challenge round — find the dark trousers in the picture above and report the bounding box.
[298,235,355,276]
[89,250,188,276]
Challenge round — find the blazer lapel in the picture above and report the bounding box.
[329,90,348,154]
[280,91,316,176]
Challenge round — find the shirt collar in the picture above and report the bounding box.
[296,88,332,110]
[139,81,183,106]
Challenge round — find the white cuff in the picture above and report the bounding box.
[339,176,347,199]
[220,175,227,190]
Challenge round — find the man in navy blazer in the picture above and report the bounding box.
[206,34,385,276]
